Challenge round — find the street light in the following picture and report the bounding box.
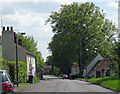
[15,32,25,87]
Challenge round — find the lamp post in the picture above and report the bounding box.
[15,32,25,87]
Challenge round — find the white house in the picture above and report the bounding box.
[83,54,103,78]
[83,54,113,78]
[2,26,36,82]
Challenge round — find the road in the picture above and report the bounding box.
[16,75,115,93]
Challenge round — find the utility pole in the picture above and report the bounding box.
[15,32,26,86]
[118,1,120,77]
[15,34,19,87]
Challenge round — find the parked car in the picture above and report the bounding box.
[0,70,15,94]
[62,74,68,79]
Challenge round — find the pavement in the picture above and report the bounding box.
[15,75,60,92]
[15,80,45,92]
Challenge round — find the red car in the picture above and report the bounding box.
[62,74,68,79]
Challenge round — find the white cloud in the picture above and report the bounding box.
[0,0,118,3]
[107,1,118,9]
[2,12,54,60]
[56,0,72,4]
[1,1,119,61]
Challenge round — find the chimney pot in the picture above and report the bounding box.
[10,26,13,31]
[7,27,9,31]
[3,27,5,31]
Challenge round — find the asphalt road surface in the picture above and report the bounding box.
[16,75,115,93]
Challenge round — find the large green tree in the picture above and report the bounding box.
[47,2,117,74]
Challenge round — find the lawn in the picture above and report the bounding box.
[87,76,120,92]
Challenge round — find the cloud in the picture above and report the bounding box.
[2,12,54,60]
[1,1,118,61]
[107,1,118,9]
[0,2,61,15]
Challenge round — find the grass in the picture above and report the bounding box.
[15,77,40,87]
[40,78,45,80]
[15,83,31,87]
[87,76,120,92]
[75,76,120,92]
[75,78,87,81]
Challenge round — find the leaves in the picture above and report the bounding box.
[47,2,117,74]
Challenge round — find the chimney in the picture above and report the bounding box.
[2,27,5,31]
[10,26,13,31]
[18,38,23,46]
[7,27,9,31]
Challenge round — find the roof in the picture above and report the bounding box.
[72,64,78,68]
[87,59,111,76]
[0,70,6,72]
[84,54,102,69]
[17,45,36,57]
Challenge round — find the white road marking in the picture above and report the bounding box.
[65,88,69,92]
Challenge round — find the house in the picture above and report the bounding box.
[83,54,103,78]
[43,65,52,74]
[71,64,79,75]
[83,54,113,78]
[2,26,36,82]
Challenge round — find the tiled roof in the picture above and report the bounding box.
[87,59,111,76]
[72,64,78,68]
[17,45,36,57]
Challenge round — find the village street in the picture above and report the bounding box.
[16,75,115,93]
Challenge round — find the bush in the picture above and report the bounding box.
[33,76,40,83]
[1,58,9,72]
[8,61,27,83]
[69,74,73,79]
[1,59,27,83]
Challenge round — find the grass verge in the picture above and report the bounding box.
[87,76,120,92]
[75,78,87,81]
[15,83,31,87]
[15,77,40,87]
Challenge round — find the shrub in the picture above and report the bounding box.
[8,61,27,83]
[1,58,9,73]
[1,59,27,83]
[33,76,40,83]
[69,74,73,79]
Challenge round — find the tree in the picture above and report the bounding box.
[47,2,117,75]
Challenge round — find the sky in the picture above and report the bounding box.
[0,0,119,61]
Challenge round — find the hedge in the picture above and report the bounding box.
[1,58,27,83]
[1,58,9,72]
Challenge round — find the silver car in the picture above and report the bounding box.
[0,70,15,94]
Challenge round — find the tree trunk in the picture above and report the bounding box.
[78,58,82,77]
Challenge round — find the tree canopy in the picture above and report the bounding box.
[47,2,117,74]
